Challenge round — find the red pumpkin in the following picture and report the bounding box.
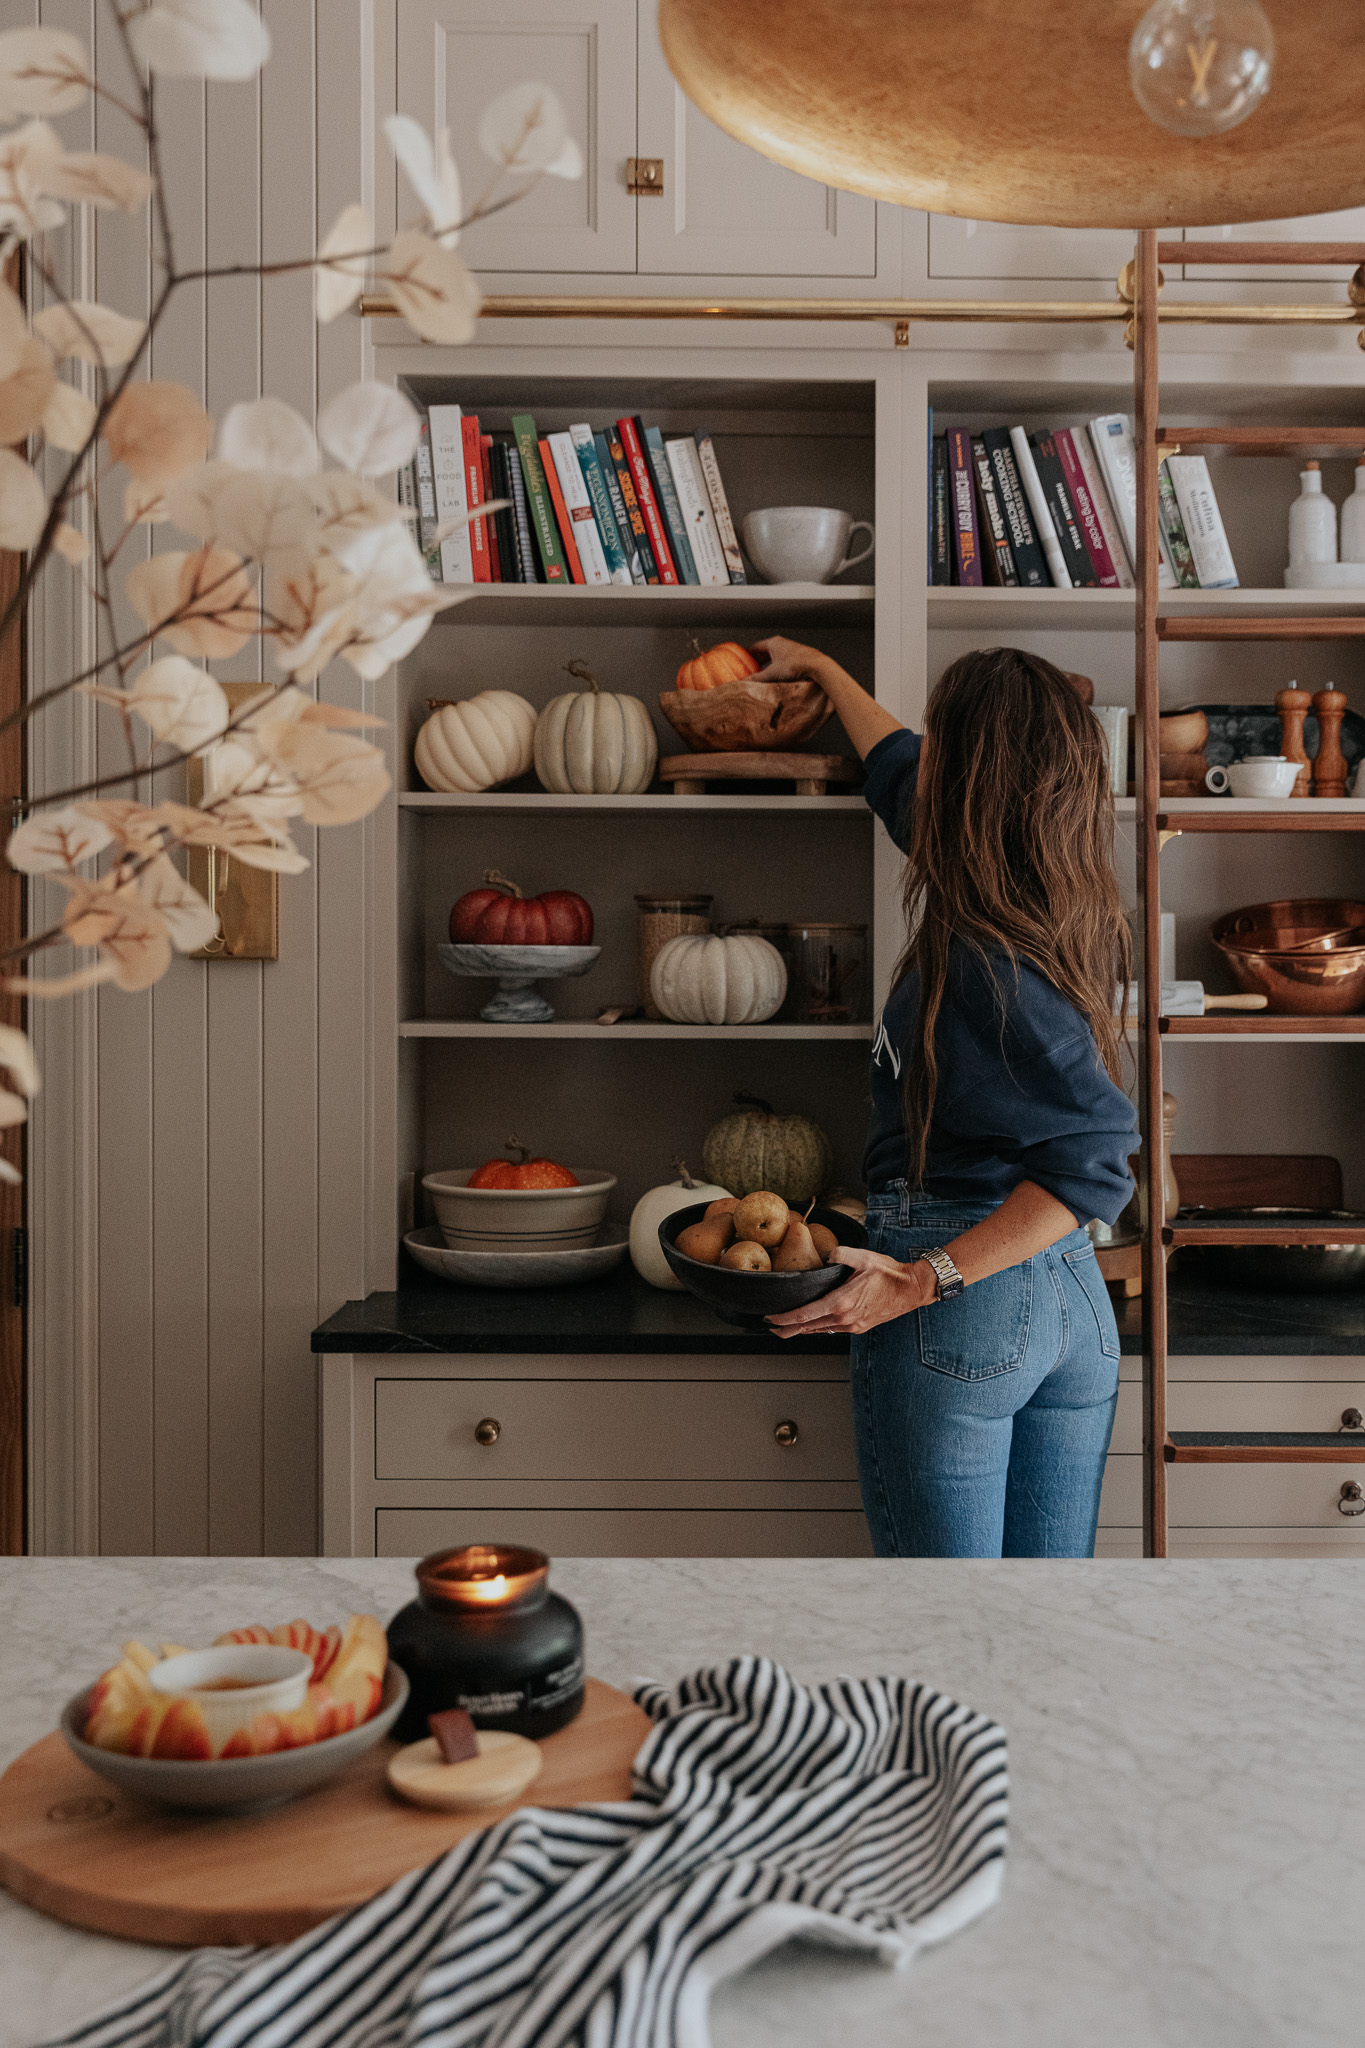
[469,1140,578,1190]
[449,870,593,947]
[675,640,762,693]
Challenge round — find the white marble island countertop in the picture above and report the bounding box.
[0,1557,1359,2048]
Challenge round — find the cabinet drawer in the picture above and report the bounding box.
[376,1507,874,1559]
[1112,1382,1365,1454]
[375,1379,858,1484]
[1100,1453,1365,1528]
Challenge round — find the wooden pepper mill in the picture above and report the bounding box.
[1275,685,1313,797]
[1311,687,1349,797]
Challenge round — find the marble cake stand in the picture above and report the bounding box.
[437,942,601,1023]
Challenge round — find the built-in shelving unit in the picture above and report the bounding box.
[434,583,875,627]
[398,1021,875,1041]
[397,793,868,813]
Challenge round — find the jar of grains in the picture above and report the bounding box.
[785,921,868,1024]
[635,895,713,1018]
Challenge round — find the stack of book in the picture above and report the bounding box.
[403,403,747,589]
[928,412,1238,592]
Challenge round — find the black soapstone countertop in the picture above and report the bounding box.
[312,1261,1365,1356]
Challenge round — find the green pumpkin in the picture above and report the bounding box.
[701,1094,834,1206]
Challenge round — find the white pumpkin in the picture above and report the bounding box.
[650,933,787,1026]
[629,1162,731,1290]
[534,661,658,795]
[414,690,536,793]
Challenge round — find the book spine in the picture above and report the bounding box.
[1088,415,1175,589]
[1155,460,1200,587]
[971,435,1017,587]
[428,403,473,584]
[1165,455,1237,587]
[1028,430,1094,585]
[693,429,746,583]
[981,428,1047,587]
[594,431,645,583]
[1069,426,1132,588]
[619,417,678,582]
[608,428,658,582]
[549,429,610,585]
[643,425,697,583]
[945,427,982,587]
[539,436,585,583]
[572,425,632,584]
[930,436,951,585]
[412,415,442,583]
[511,413,568,582]
[1055,428,1118,587]
[665,439,729,586]
[479,434,503,582]
[461,413,490,584]
[503,438,538,583]
[1009,427,1070,588]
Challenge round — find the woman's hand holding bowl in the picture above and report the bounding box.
[765,1245,937,1337]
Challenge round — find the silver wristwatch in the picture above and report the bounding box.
[917,1246,966,1302]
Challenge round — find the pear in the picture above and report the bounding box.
[704,1196,740,1220]
[772,1217,823,1273]
[677,1215,734,1265]
[808,1223,840,1262]
[733,1191,789,1248]
[720,1240,771,1273]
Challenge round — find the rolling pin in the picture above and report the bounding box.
[1117,981,1269,1017]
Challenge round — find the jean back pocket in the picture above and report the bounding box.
[1062,1244,1121,1358]
[915,1258,1034,1380]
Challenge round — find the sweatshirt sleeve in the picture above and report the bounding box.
[862,728,922,852]
[936,1031,1138,1228]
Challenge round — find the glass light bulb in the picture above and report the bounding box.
[1129,0,1274,137]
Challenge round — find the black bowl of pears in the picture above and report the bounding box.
[659,1193,866,1330]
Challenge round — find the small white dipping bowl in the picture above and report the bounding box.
[150,1644,312,1749]
[422,1168,616,1253]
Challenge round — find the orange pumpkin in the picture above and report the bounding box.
[675,640,762,693]
[469,1139,578,1190]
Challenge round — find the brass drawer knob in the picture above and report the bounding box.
[1338,1481,1364,1516]
[774,1420,799,1448]
[474,1418,501,1446]
[1340,1408,1364,1432]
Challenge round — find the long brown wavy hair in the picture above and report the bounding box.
[895,646,1131,1183]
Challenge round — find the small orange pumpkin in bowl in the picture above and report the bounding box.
[674,640,762,692]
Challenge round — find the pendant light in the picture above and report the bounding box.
[1129,0,1274,137]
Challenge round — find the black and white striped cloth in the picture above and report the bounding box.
[47,1657,1007,2048]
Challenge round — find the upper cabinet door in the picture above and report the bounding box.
[928,217,1147,283]
[1180,210,1365,282]
[635,6,876,278]
[396,0,638,274]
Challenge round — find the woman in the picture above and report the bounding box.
[759,639,1136,1560]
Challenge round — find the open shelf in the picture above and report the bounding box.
[431,583,875,628]
[926,586,1365,632]
[1158,803,1365,829]
[399,1021,876,1040]
[1164,1222,1365,1246]
[398,792,869,813]
[1165,1434,1365,1463]
[1160,1016,1365,1039]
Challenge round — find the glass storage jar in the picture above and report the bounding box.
[785,921,868,1024]
[636,894,712,1018]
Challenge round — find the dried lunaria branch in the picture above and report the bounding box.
[0,5,581,1174]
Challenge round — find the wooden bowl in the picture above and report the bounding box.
[1160,711,1209,754]
[658,677,833,753]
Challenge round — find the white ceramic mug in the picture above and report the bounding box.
[741,506,876,585]
[1205,755,1300,798]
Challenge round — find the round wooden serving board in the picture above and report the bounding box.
[0,1678,650,1949]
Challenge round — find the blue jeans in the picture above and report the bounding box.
[850,1187,1121,1558]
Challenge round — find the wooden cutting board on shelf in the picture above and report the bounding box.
[659,751,860,795]
[0,1677,650,1949]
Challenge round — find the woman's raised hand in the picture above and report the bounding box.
[749,636,832,685]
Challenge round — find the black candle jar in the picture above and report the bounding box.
[387,1544,585,1744]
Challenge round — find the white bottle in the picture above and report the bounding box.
[1288,461,1337,566]
[1341,454,1365,563]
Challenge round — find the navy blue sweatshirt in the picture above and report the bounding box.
[862,729,1137,1227]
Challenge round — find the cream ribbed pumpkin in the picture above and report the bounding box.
[650,932,787,1026]
[414,690,536,793]
[534,661,658,795]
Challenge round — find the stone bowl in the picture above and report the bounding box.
[658,678,833,753]
[59,1662,409,1815]
[421,1169,617,1252]
[658,1200,866,1329]
[404,1222,630,1287]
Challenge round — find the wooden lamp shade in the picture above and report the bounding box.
[658,0,1365,229]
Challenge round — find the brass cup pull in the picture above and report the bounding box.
[474,1418,501,1446]
[774,1420,799,1448]
[1338,1481,1364,1516]
[1340,1408,1364,1432]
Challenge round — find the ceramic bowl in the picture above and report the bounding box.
[421,1168,617,1252]
[60,1662,409,1814]
[404,1222,630,1287]
[148,1644,312,1750]
[658,1201,866,1329]
[658,678,833,754]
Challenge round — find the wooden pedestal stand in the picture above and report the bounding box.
[659,752,860,796]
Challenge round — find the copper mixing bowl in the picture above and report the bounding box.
[1211,899,1365,1015]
